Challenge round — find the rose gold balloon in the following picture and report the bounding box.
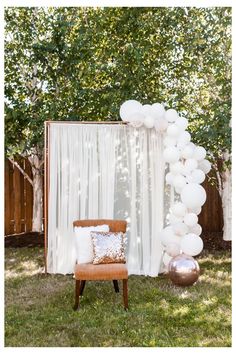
[168,254,200,286]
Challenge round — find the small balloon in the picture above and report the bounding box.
[171,202,187,217]
[169,161,183,175]
[188,223,202,236]
[193,146,207,161]
[184,213,198,227]
[152,103,165,118]
[165,172,174,185]
[166,242,181,257]
[163,136,177,147]
[191,169,206,184]
[163,147,180,163]
[167,124,181,137]
[198,159,211,174]
[172,222,188,236]
[173,175,187,190]
[119,100,142,121]
[141,104,152,116]
[144,115,155,128]
[180,233,204,256]
[175,116,188,130]
[169,213,183,225]
[181,144,194,159]
[154,117,168,132]
[184,158,198,172]
[165,109,179,122]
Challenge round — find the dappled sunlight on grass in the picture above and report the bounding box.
[5,248,231,347]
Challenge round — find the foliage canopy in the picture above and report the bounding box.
[5,7,231,162]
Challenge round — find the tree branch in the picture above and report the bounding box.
[8,158,33,186]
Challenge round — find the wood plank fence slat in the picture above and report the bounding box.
[25,159,33,232]
[4,160,11,235]
[13,162,22,233]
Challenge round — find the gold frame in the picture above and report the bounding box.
[44,121,127,273]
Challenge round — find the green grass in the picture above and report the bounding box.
[5,247,231,347]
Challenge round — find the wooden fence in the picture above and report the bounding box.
[4,158,223,235]
[5,158,33,235]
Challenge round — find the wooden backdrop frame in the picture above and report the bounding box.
[44,121,127,273]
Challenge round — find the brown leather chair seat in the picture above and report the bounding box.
[74,262,128,281]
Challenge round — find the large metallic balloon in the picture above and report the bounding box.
[168,254,200,286]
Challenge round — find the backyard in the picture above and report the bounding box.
[5,247,231,347]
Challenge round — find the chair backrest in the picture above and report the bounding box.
[73,219,127,233]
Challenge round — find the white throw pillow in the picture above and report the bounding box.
[74,224,109,264]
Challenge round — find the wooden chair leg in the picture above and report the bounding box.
[73,280,80,310]
[123,279,128,310]
[80,280,86,296]
[113,280,119,293]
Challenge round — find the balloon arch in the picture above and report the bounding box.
[119,100,211,272]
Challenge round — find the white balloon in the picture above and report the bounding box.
[177,131,191,147]
[141,104,152,115]
[180,233,204,256]
[170,161,183,175]
[160,226,177,246]
[144,115,155,128]
[165,109,179,122]
[167,124,180,137]
[188,223,202,236]
[181,183,206,209]
[193,146,207,161]
[166,242,181,257]
[188,206,202,215]
[163,147,180,163]
[175,116,188,130]
[173,175,187,190]
[184,158,198,172]
[165,172,174,185]
[127,112,145,123]
[163,136,176,147]
[172,202,187,217]
[175,187,183,194]
[198,159,211,174]
[173,222,188,236]
[181,144,194,159]
[154,117,168,132]
[191,169,206,184]
[185,174,195,183]
[119,100,142,121]
[184,213,198,227]
[163,252,173,266]
[152,103,165,118]
[129,121,143,128]
[169,214,183,224]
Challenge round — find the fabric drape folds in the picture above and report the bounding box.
[47,123,166,275]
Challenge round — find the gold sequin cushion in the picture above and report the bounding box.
[90,231,127,265]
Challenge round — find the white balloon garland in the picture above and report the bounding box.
[119,99,211,264]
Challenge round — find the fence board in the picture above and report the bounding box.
[4,160,11,235]
[13,163,22,233]
[25,159,33,232]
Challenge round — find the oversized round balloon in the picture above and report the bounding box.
[127,112,145,123]
[163,147,180,163]
[165,109,179,122]
[168,254,200,286]
[166,242,181,257]
[119,100,142,121]
[180,233,204,256]
[181,183,206,209]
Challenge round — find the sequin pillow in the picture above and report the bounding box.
[91,231,127,265]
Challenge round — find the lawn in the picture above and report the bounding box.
[5,247,231,347]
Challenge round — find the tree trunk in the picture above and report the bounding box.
[28,154,44,232]
[221,168,232,241]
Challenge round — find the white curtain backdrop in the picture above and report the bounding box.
[47,123,169,275]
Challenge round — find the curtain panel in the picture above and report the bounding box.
[47,123,168,275]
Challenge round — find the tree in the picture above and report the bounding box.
[5,7,231,237]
